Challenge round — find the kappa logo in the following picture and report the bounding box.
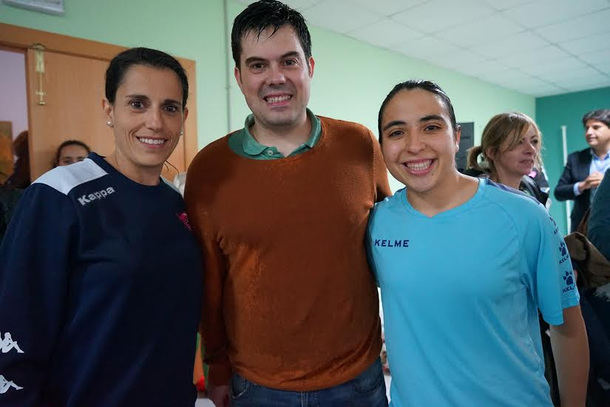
[0,332,24,354]
[78,187,116,206]
[0,374,23,394]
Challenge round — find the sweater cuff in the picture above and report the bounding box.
[208,362,232,386]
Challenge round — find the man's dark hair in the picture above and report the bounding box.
[582,109,610,128]
[231,0,312,68]
[378,80,459,144]
[105,47,189,109]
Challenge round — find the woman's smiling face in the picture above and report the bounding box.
[103,64,187,180]
[380,88,460,196]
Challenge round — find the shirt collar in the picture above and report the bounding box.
[241,109,319,156]
[590,149,610,161]
[242,115,267,156]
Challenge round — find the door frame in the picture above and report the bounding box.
[0,22,198,175]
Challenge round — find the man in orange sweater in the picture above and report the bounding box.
[185,1,390,405]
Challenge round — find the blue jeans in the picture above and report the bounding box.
[230,359,388,407]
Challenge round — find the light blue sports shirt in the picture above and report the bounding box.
[367,179,579,407]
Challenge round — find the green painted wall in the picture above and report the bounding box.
[2,0,534,191]
[536,86,610,235]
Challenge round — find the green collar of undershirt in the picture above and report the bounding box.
[228,109,321,159]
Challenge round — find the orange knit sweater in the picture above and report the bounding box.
[185,116,390,391]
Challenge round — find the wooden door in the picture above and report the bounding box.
[26,48,188,179]
[26,49,109,176]
[1,23,198,181]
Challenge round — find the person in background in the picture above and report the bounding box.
[466,112,548,206]
[0,47,201,407]
[369,79,589,406]
[529,164,550,196]
[0,185,22,243]
[3,130,30,189]
[555,109,610,232]
[185,1,390,406]
[0,130,30,242]
[53,139,91,167]
[588,171,610,261]
[579,171,610,406]
[467,112,562,401]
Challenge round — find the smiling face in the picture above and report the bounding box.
[234,25,314,135]
[584,119,610,154]
[103,64,187,182]
[380,88,460,196]
[489,125,539,183]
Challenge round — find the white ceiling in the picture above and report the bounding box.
[237,0,610,97]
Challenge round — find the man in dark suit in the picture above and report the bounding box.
[555,109,610,231]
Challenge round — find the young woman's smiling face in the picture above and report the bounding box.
[380,88,460,196]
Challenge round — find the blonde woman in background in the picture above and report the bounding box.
[466,111,562,402]
[466,112,549,206]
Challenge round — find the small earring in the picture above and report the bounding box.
[106,121,113,127]
[180,130,184,136]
